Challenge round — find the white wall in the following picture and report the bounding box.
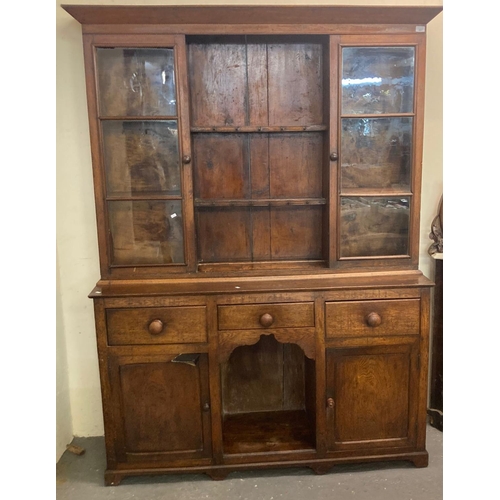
[56,251,74,461]
[56,0,443,442]
[419,8,443,281]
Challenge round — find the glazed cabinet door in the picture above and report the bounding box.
[107,352,212,467]
[325,339,419,452]
[335,34,426,268]
[83,34,195,278]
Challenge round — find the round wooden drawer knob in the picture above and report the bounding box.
[259,313,274,328]
[365,312,382,327]
[148,319,164,335]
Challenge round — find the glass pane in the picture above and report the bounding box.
[109,201,184,265]
[97,48,176,116]
[102,121,181,196]
[340,197,410,258]
[341,117,412,190]
[342,47,415,115]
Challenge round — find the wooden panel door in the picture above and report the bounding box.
[326,339,419,451]
[108,352,212,466]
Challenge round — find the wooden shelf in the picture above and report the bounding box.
[195,198,327,207]
[191,125,327,133]
[223,410,315,454]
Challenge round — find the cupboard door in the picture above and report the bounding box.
[336,35,424,265]
[84,35,195,276]
[108,352,212,466]
[326,340,419,451]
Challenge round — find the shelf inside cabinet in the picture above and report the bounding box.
[195,198,326,207]
[191,125,327,133]
[223,410,315,454]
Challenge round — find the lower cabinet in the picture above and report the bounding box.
[96,285,430,484]
[325,339,420,452]
[106,352,212,470]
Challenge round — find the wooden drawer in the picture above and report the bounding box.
[218,302,314,331]
[106,307,207,345]
[325,299,420,338]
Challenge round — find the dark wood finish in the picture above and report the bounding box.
[188,43,248,127]
[91,275,432,298]
[325,299,420,337]
[106,306,207,345]
[194,199,327,207]
[326,340,419,451]
[221,336,285,415]
[83,25,428,38]
[193,134,247,200]
[271,206,323,260]
[325,35,339,267]
[191,125,327,133]
[147,319,164,335]
[267,42,323,126]
[218,302,314,330]
[108,352,212,464]
[220,336,310,417]
[62,5,442,26]
[223,410,315,454]
[269,134,323,198]
[196,207,251,262]
[218,330,316,364]
[428,257,443,431]
[173,34,197,273]
[259,313,274,328]
[416,287,431,450]
[102,449,429,485]
[64,3,440,484]
[366,312,382,328]
[189,37,326,268]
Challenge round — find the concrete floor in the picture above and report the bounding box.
[56,424,442,500]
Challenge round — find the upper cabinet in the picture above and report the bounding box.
[66,5,440,279]
[188,36,328,270]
